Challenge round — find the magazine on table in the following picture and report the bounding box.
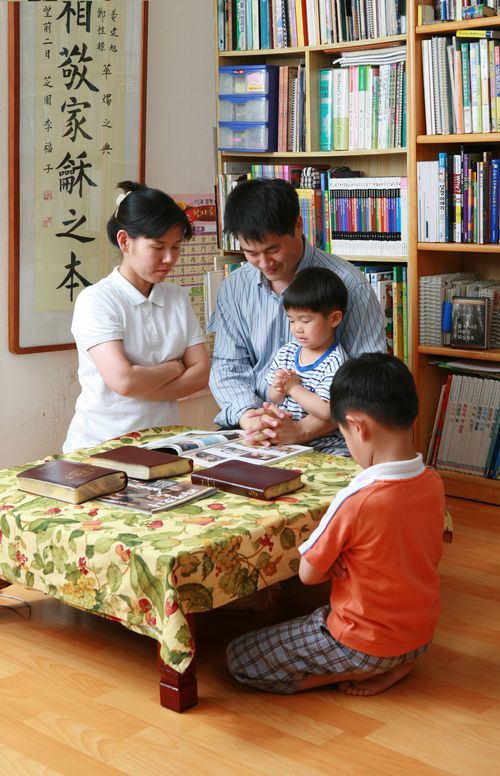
[96,477,217,514]
[141,429,312,468]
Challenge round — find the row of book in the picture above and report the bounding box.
[355,263,408,361]
[217,162,408,256]
[217,0,407,52]
[319,48,406,151]
[428,1,499,22]
[427,373,500,479]
[422,30,500,136]
[277,64,306,151]
[419,272,500,348]
[417,152,500,244]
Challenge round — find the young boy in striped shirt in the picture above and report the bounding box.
[227,353,445,695]
[266,266,349,453]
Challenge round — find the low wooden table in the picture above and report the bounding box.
[0,426,360,711]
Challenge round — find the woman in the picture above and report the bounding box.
[63,181,209,452]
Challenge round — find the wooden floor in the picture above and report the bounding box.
[0,496,499,775]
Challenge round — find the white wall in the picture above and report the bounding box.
[0,1,216,468]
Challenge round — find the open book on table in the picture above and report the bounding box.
[141,429,312,468]
[96,478,217,514]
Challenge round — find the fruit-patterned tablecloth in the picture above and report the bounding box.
[0,426,361,672]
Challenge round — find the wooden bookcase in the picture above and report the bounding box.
[412,14,500,506]
[213,3,500,505]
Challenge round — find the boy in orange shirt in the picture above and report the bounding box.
[227,353,445,695]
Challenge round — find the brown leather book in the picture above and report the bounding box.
[16,460,128,505]
[191,459,303,500]
[83,446,193,480]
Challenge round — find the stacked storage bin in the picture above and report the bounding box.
[218,65,279,152]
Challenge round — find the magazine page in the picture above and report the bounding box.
[143,429,312,468]
[143,429,244,455]
[96,478,216,513]
[187,441,313,468]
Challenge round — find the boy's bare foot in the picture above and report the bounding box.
[337,660,416,696]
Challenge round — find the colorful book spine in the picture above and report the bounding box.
[402,265,408,365]
[319,68,333,151]
[461,41,473,133]
[491,158,500,243]
[259,0,270,49]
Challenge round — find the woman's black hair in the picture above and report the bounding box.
[283,267,348,316]
[224,178,300,242]
[107,180,192,247]
[330,353,419,429]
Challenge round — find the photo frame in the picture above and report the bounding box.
[8,0,148,353]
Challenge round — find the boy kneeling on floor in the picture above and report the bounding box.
[227,353,445,696]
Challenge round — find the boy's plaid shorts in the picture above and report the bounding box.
[227,605,429,694]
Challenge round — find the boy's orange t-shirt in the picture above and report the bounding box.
[300,456,445,657]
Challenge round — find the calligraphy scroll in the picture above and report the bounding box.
[9,0,148,353]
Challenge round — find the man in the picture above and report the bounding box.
[208,178,385,453]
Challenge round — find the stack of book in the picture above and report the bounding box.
[422,30,500,136]
[427,373,500,479]
[419,272,500,348]
[417,151,500,245]
[217,0,407,51]
[319,46,407,151]
[355,263,408,361]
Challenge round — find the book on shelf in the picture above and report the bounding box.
[96,477,217,513]
[450,296,489,349]
[320,48,406,152]
[433,4,498,22]
[16,460,127,505]
[319,68,333,151]
[423,34,500,136]
[141,429,312,468]
[217,0,407,51]
[456,28,500,39]
[417,4,435,24]
[422,274,500,349]
[354,262,409,360]
[82,446,193,481]
[191,459,304,500]
[430,373,500,478]
[329,176,408,257]
[463,5,497,19]
[417,151,500,245]
[426,377,451,467]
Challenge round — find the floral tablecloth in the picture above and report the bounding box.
[0,427,361,673]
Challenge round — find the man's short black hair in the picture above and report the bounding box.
[224,178,300,242]
[283,267,348,316]
[330,353,419,429]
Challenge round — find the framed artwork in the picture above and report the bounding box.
[8,0,148,354]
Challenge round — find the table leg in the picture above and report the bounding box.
[157,613,198,712]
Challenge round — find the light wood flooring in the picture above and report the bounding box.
[0,496,499,775]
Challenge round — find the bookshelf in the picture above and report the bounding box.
[214,2,411,315]
[412,12,500,506]
[213,3,499,505]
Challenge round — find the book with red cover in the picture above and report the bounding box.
[16,460,128,504]
[83,445,193,480]
[191,459,303,500]
[430,375,453,468]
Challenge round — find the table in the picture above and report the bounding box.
[0,426,361,711]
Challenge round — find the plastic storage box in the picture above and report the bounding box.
[218,122,272,152]
[218,64,278,95]
[218,65,278,152]
[219,95,270,123]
